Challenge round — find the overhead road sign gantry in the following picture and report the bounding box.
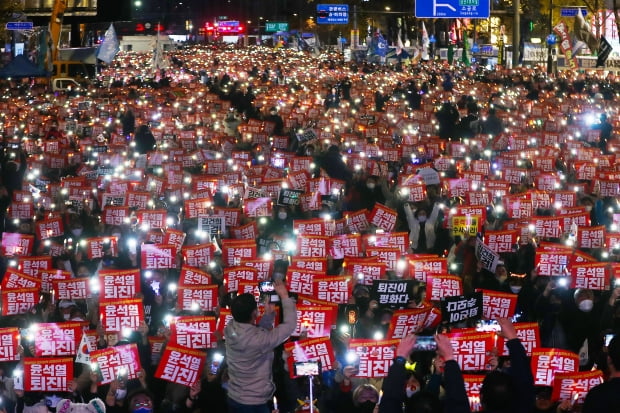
[415,0,490,18]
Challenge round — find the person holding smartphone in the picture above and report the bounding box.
[224,279,297,413]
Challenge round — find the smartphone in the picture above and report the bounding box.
[210,353,224,374]
[258,281,275,293]
[476,320,501,332]
[344,350,360,371]
[606,333,616,347]
[294,361,320,376]
[413,336,438,352]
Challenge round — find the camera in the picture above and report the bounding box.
[294,361,320,376]
[412,336,438,352]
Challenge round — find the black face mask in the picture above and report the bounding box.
[550,303,562,313]
[358,400,376,413]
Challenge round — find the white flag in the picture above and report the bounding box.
[421,22,430,61]
[96,23,119,64]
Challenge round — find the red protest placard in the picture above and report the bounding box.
[284,337,336,378]
[368,203,397,232]
[36,217,64,239]
[224,267,259,294]
[182,242,218,268]
[90,343,142,384]
[286,268,322,296]
[344,258,386,286]
[230,222,258,240]
[569,262,609,290]
[221,239,256,266]
[293,219,331,236]
[184,198,212,219]
[103,206,130,226]
[170,316,217,349]
[485,230,519,253]
[347,339,399,378]
[408,256,447,282]
[345,210,369,233]
[287,257,324,273]
[34,322,84,357]
[18,256,52,277]
[100,298,144,333]
[446,330,495,371]
[329,234,362,260]
[387,307,431,339]
[53,278,90,300]
[24,357,73,392]
[366,247,401,271]
[532,216,563,239]
[293,306,336,338]
[313,275,351,304]
[99,269,141,301]
[243,259,274,281]
[463,375,485,412]
[531,348,579,386]
[296,235,329,258]
[535,251,571,276]
[136,209,167,229]
[480,290,517,320]
[85,236,118,259]
[576,225,605,249]
[1,233,34,256]
[0,327,20,361]
[179,265,211,287]
[141,244,176,269]
[243,197,272,217]
[427,274,463,301]
[163,229,186,252]
[497,322,540,356]
[1,288,37,315]
[177,285,219,312]
[364,232,410,254]
[1,268,41,291]
[552,370,603,404]
[154,344,205,386]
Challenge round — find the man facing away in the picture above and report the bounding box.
[224,280,297,413]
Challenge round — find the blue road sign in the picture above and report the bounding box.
[560,8,587,17]
[5,22,34,30]
[415,0,490,18]
[317,4,349,24]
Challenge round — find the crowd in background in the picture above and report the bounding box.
[0,44,618,413]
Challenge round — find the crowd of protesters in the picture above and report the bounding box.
[0,43,617,413]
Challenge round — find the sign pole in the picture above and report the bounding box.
[513,0,520,67]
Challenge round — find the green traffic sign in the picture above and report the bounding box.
[265,22,289,32]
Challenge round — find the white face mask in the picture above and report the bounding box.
[63,313,71,320]
[71,228,83,237]
[579,299,594,312]
[366,182,376,190]
[278,211,288,220]
[510,286,522,294]
[585,205,593,212]
[405,387,418,398]
[418,215,427,223]
[115,389,127,400]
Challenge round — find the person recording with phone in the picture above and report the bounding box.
[224,279,297,413]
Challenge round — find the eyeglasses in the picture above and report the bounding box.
[133,400,152,408]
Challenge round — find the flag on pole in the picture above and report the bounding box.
[96,23,119,64]
[421,22,430,60]
[375,32,388,57]
[597,36,613,67]
[462,31,471,66]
